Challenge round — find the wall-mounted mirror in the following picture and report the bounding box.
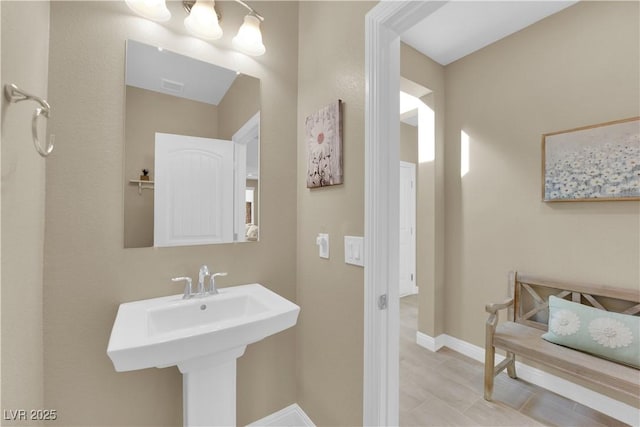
[123,40,260,248]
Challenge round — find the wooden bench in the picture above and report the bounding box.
[484,271,640,406]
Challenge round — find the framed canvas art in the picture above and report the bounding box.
[542,117,640,202]
[305,100,343,188]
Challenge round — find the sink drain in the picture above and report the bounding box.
[200,304,207,310]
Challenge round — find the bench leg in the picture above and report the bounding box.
[506,351,517,379]
[484,344,495,401]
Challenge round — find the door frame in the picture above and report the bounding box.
[363,2,445,425]
[232,112,260,241]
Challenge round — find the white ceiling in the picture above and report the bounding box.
[126,40,238,105]
[401,1,578,66]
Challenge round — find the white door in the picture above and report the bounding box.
[399,161,416,297]
[154,133,234,247]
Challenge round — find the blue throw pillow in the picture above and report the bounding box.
[542,295,640,369]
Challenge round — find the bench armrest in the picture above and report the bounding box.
[485,298,514,314]
[486,297,514,343]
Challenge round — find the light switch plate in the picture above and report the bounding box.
[344,236,364,267]
[316,233,329,259]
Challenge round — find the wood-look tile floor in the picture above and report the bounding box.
[399,295,629,427]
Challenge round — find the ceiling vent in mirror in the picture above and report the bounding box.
[161,79,185,94]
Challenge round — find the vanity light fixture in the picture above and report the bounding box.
[184,0,223,40]
[183,0,266,56]
[232,12,265,56]
[126,0,267,56]
[125,0,171,22]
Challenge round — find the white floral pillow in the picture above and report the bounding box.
[542,295,640,368]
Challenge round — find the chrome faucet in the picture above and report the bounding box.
[197,265,210,296]
[172,267,225,299]
[171,276,193,299]
[207,272,228,295]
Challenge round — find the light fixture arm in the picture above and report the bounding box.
[182,0,263,22]
[183,0,220,19]
[233,0,264,21]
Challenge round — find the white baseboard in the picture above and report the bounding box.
[415,330,437,351]
[415,331,639,426]
[415,330,445,352]
[399,287,419,298]
[247,404,315,427]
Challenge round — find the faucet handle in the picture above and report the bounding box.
[208,272,228,295]
[172,276,193,299]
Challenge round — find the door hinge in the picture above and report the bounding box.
[378,294,388,310]
[410,273,414,281]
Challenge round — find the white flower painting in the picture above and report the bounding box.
[549,309,581,336]
[588,317,633,349]
[543,117,640,201]
[306,100,343,188]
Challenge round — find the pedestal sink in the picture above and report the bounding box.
[107,284,299,427]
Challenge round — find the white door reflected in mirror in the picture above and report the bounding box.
[154,133,239,246]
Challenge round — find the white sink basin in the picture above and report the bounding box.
[147,293,269,337]
[107,283,299,372]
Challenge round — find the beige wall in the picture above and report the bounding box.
[124,87,219,248]
[1,1,49,422]
[43,2,298,426]
[400,43,446,337]
[444,1,640,347]
[218,74,260,141]
[400,122,417,164]
[296,2,374,425]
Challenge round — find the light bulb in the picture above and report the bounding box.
[125,0,171,22]
[184,0,223,40]
[232,14,266,56]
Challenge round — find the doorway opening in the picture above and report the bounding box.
[363,2,446,425]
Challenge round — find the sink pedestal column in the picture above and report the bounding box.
[178,346,246,427]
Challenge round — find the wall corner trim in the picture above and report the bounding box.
[415,331,638,426]
[247,404,315,427]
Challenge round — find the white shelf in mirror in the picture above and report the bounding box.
[129,179,154,195]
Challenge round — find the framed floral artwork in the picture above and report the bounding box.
[305,100,343,188]
[542,117,640,202]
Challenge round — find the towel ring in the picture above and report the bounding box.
[32,107,54,157]
[4,83,54,158]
